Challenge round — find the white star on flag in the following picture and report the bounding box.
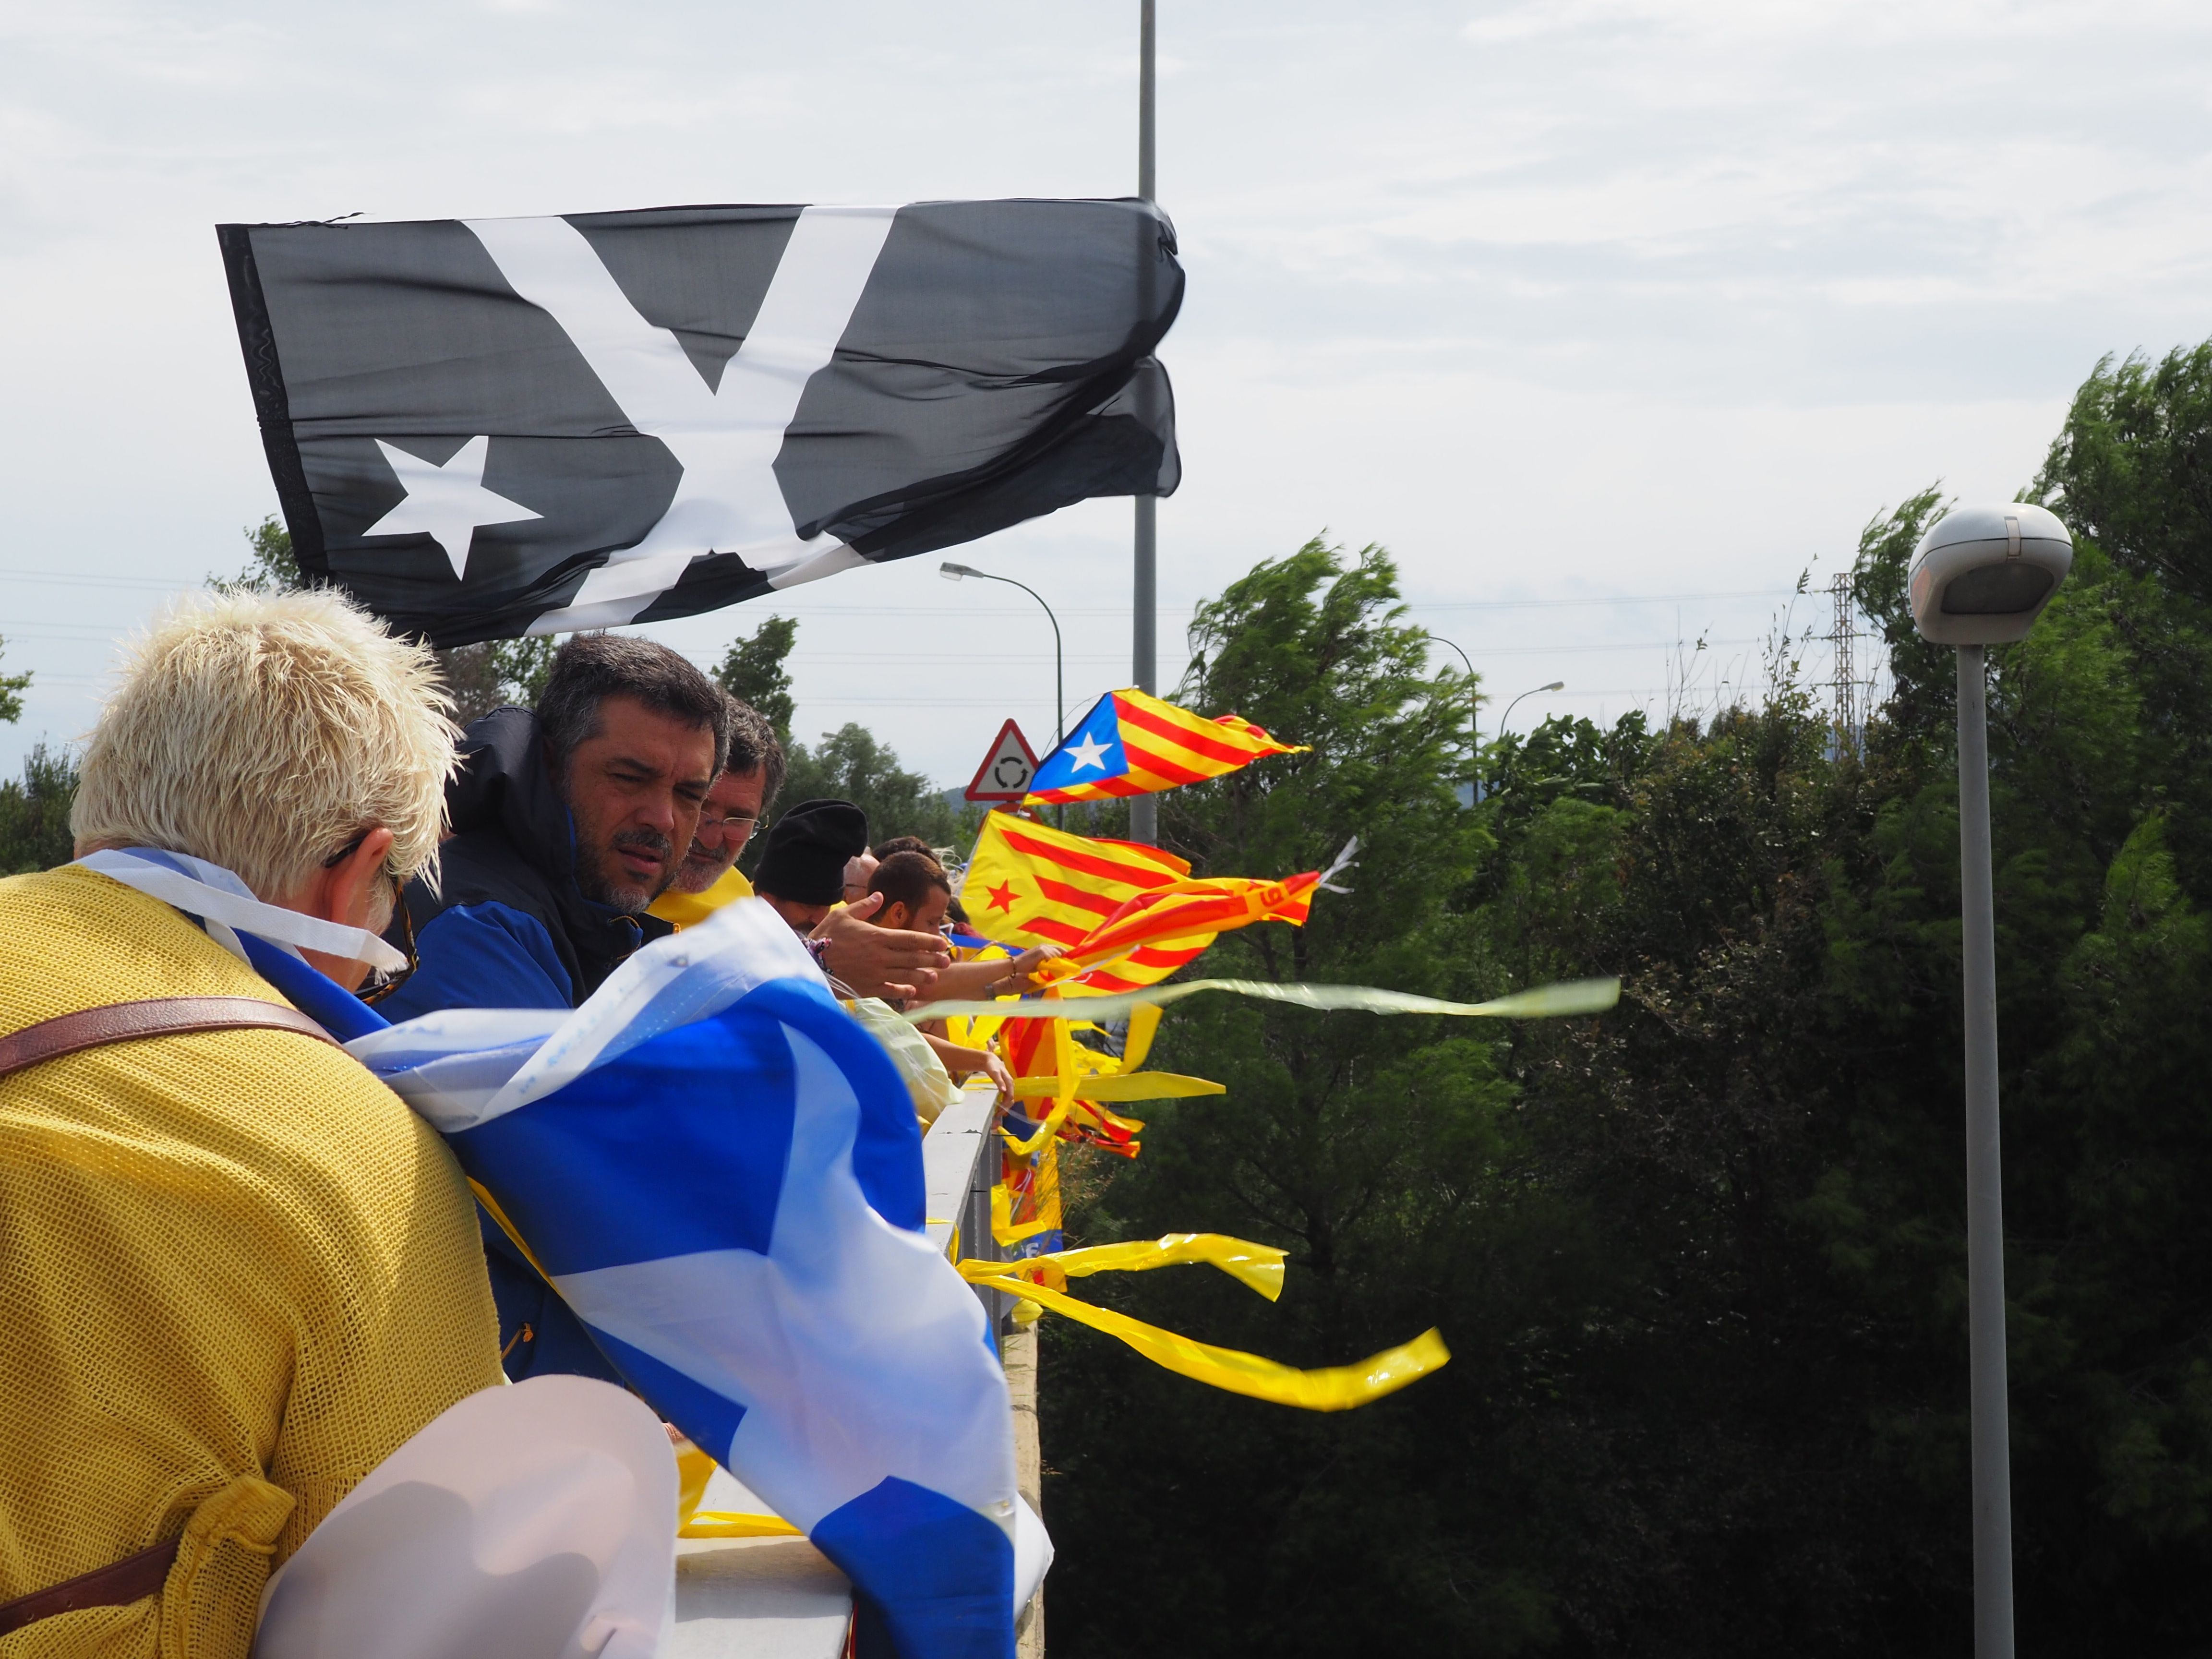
[1066,733,1112,772]
[364,435,542,579]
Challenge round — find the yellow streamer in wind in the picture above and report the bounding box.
[1010,1071,1225,1103]
[960,1231,1448,1411]
[910,975,1620,1026]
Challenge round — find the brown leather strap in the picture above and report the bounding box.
[0,1537,179,1635]
[0,996,336,1635]
[0,996,337,1083]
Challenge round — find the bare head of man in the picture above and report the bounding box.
[867,851,952,935]
[536,637,729,914]
[70,589,459,990]
[672,696,783,896]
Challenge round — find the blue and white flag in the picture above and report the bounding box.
[348,899,1031,1659]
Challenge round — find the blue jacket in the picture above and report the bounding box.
[374,707,673,1384]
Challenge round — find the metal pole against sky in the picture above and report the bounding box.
[1957,643,2015,1659]
[1905,501,2073,1659]
[1130,0,1159,844]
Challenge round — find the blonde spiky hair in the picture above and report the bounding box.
[72,589,458,902]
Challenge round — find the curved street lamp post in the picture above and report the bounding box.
[943,563,1065,826]
[1498,680,1565,739]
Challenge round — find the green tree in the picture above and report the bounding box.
[714,614,797,745]
[0,744,80,874]
[2033,343,2212,608]
[210,514,306,594]
[0,638,27,726]
[1046,433,2212,1655]
[439,636,559,724]
[1044,541,1582,1658]
[769,722,966,859]
[208,514,555,724]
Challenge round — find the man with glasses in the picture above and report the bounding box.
[647,694,783,929]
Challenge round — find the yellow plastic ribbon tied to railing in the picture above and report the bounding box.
[960,1231,1449,1412]
[675,1445,802,1539]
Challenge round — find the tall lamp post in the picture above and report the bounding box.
[941,562,1064,751]
[1907,502,2073,1659]
[1130,0,1160,844]
[1431,637,1479,750]
[1433,638,1481,799]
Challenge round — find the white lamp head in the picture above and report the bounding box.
[1908,504,2072,646]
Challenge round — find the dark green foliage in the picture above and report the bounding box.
[714,614,798,745]
[1043,350,2212,1655]
[0,745,80,874]
[210,514,307,595]
[766,722,971,864]
[0,638,26,726]
[207,516,549,724]
[439,636,559,724]
[2034,344,2212,607]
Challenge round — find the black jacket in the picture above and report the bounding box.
[385,706,673,1011]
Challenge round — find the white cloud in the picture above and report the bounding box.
[0,0,2207,785]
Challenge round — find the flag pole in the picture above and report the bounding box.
[1130,0,1160,845]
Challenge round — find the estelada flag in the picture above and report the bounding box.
[961,810,1190,977]
[960,809,1318,996]
[1023,688,1304,805]
[1044,873,1320,984]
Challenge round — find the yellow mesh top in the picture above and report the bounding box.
[0,866,502,1659]
[646,864,753,930]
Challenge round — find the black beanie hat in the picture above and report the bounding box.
[754,799,869,905]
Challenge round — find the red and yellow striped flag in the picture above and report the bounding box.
[960,811,1200,990]
[1023,687,1305,805]
[961,810,1320,996]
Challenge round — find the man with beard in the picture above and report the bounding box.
[376,635,727,1018]
[376,636,952,1378]
[645,693,782,929]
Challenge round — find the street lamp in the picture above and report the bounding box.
[1497,680,1565,737]
[1431,638,1480,751]
[1908,502,2072,1659]
[941,561,1065,750]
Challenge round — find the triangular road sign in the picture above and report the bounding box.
[964,719,1041,802]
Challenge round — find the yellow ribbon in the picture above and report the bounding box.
[998,1094,1144,1158]
[1010,1231,1285,1299]
[959,1231,1448,1411]
[682,1511,804,1539]
[676,1444,805,1539]
[1010,1071,1225,1103]
[911,975,1621,1025]
[961,1267,1447,1411]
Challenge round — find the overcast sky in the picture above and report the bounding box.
[4,0,2210,788]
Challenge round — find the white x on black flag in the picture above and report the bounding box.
[217,200,1181,648]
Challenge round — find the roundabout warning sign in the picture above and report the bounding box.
[963,719,1041,802]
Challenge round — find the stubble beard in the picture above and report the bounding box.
[576,828,675,915]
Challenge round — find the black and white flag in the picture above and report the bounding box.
[217,200,1181,647]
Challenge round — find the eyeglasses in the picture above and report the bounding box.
[323,829,405,903]
[697,812,760,844]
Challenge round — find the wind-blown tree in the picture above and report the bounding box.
[1046,383,2212,1654]
[771,721,967,857]
[1043,541,1586,1658]
[714,614,797,748]
[215,516,552,722]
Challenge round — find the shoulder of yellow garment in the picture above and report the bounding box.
[647,865,755,929]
